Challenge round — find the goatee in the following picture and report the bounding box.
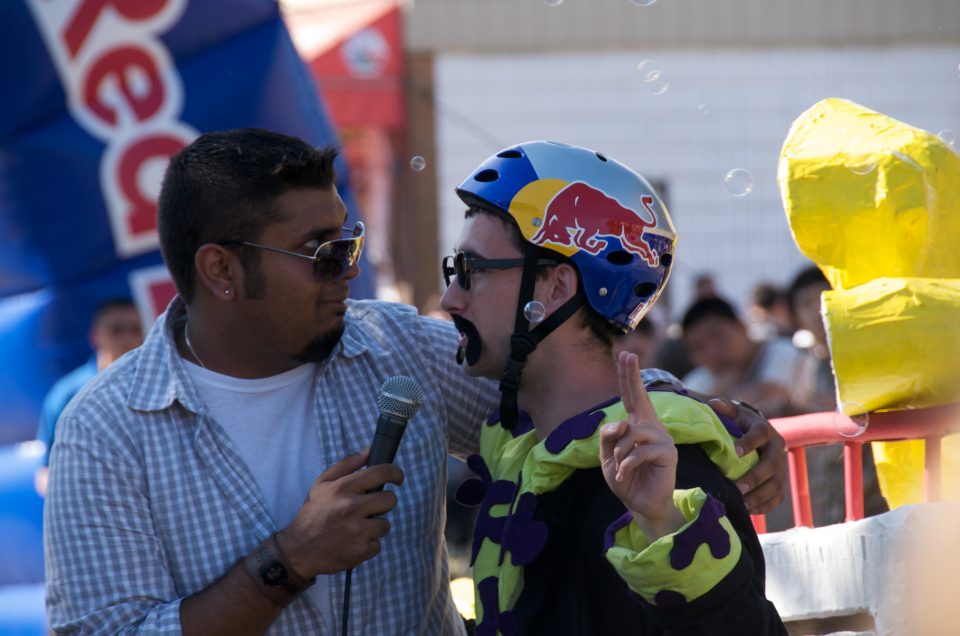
[294,325,345,363]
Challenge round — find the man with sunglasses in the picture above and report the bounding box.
[45,129,786,635]
[441,141,785,634]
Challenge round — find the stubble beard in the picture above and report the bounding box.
[294,324,345,363]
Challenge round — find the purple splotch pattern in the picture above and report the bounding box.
[669,495,730,570]
[603,510,635,552]
[653,589,687,608]
[455,453,493,507]
[486,408,534,436]
[544,409,606,454]
[461,454,520,565]
[476,576,517,636]
[715,412,745,440]
[497,491,549,567]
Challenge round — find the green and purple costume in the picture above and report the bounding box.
[458,392,786,635]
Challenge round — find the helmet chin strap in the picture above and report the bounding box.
[498,250,583,431]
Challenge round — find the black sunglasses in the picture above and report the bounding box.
[219,222,365,281]
[442,251,559,290]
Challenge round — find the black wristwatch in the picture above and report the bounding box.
[243,533,316,607]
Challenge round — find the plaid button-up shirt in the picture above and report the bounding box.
[44,297,677,635]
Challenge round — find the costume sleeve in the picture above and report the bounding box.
[604,488,741,606]
[417,315,499,457]
[603,485,785,634]
[45,399,184,634]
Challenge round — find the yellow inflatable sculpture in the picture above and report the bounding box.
[778,97,960,508]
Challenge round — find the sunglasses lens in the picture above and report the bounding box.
[442,256,454,287]
[454,253,469,289]
[313,237,362,280]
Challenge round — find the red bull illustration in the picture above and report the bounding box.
[530,181,660,266]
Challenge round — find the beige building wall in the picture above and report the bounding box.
[406,0,960,52]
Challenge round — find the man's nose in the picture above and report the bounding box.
[439,282,464,315]
[341,260,361,281]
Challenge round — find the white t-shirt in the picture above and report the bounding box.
[185,360,333,621]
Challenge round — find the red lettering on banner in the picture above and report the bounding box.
[147,277,177,318]
[30,0,195,256]
[64,0,168,58]
[116,133,185,236]
[129,264,178,322]
[84,46,164,126]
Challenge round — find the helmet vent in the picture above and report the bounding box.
[634,282,658,298]
[596,152,608,162]
[497,149,523,159]
[474,168,499,183]
[660,252,673,267]
[606,250,633,266]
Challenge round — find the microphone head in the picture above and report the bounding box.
[377,375,423,420]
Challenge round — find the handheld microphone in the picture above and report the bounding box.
[366,376,423,486]
[343,376,423,636]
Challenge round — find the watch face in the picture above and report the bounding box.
[259,560,289,588]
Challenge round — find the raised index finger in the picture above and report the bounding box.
[617,351,659,424]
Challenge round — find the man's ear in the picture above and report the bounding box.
[537,263,579,313]
[194,244,239,300]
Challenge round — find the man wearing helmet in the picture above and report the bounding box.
[442,141,786,634]
[45,129,785,635]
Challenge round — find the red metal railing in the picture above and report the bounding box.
[751,404,960,533]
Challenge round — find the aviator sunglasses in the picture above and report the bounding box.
[219,221,365,281]
[442,251,559,290]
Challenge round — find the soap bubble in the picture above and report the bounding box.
[543,0,563,5]
[723,168,754,197]
[409,156,426,172]
[636,59,658,76]
[636,60,669,95]
[649,81,669,95]
[630,0,657,5]
[523,301,546,324]
[697,103,711,116]
[837,402,869,438]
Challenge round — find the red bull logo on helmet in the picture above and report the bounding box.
[531,181,659,267]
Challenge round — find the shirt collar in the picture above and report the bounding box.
[126,296,203,414]
[338,300,372,359]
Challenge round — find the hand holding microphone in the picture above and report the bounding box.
[276,376,422,577]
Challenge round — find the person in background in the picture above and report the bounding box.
[747,282,793,341]
[681,296,813,418]
[614,318,659,369]
[787,266,835,411]
[694,272,719,300]
[34,298,143,496]
[782,265,888,528]
[442,141,785,634]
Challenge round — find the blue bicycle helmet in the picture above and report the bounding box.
[456,140,676,332]
[454,141,677,430]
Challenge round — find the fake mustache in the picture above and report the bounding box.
[450,314,483,366]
